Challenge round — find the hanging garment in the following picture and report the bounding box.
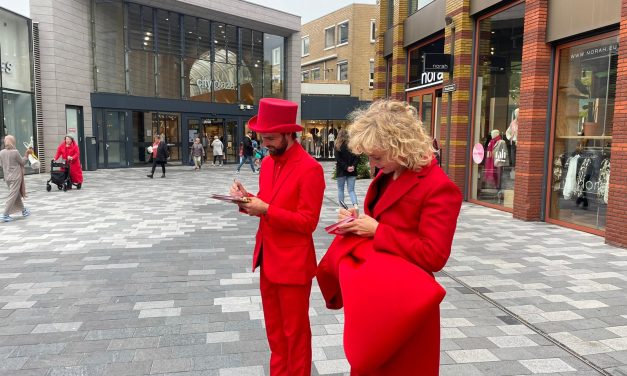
[562,155,580,200]
[552,155,563,191]
[575,157,593,199]
[598,159,610,204]
[493,139,509,167]
[484,135,502,188]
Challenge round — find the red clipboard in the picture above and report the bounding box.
[210,194,251,203]
[325,216,356,235]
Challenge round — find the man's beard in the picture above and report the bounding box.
[268,135,288,156]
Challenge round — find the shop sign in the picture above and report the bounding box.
[420,71,444,87]
[196,77,236,90]
[570,43,618,61]
[0,61,13,74]
[423,53,451,72]
[472,143,484,164]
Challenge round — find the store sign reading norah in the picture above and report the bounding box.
[196,77,236,90]
[1,61,13,74]
[570,43,618,60]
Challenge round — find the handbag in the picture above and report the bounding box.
[28,153,40,170]
[339,248,446,373]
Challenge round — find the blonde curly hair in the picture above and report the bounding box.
[348,99,434,170]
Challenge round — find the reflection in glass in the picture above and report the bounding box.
[471,3,524,209]
[94,0,124,93]
[157,54,181,98]
[0,10,32,91]
[548,35,616,231]
[2,91,34,152]
[105,111,126,166]
[264,34,284,99]
[152,112,180,161]
[128,50,155,96]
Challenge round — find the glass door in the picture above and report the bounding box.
[152,112,181,162]
[408,89,437,135]
[95,109,128,168]
[224,119,239,164]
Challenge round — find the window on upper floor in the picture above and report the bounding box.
[369,59,375,89]
[311,68,321,81]
[387,0,394,29]
[370,20,376,43]
[324,26,335,49]
[301,70,310,82]
[337,61,348,81]
[302,36,310,56]
[409,0,436,15]
[337,21,349,45]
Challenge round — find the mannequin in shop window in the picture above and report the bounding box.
[506,108,519,167]
[484,129,509,191]
[305,131,314,154]
[328,129,336,158]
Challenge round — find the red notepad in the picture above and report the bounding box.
[210,194,251,203]
[325,216,356,235]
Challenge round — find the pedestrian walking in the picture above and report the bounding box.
[229,98,325,376]
[191,137,205,170]
[317,99,462,376]
[236,131,256,173]
[0,135,33,222]
[147,135,168,178]
[335,129,359,209]
[211,136,224,166]
[54,135,84,189]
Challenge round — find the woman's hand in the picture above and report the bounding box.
[338,214,379,238]
[337,207,358,221]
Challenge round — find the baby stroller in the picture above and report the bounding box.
[46,159,80,191]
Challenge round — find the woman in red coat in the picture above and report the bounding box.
[317,100,462,375]
[54,135,83,188]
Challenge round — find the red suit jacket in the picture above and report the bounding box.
[252,142,325,285]
[317,159,462,375]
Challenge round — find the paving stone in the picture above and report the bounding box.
[2,163,626,375]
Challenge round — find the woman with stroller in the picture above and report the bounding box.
[54,135,83,189]
[0,135,33,222]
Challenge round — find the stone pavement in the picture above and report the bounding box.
[0,161,626,376]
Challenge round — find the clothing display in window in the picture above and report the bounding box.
[559,150,609,206]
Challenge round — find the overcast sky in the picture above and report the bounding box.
[0,0,377,23]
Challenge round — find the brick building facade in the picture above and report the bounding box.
[300,4,377,160]
[377,0,627,248]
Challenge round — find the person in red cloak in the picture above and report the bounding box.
[54,135,83,189]
[229,98,325,376]
[317,100,462,376]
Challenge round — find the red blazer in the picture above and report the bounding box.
[252,142,325,285]
[317,159,462,375]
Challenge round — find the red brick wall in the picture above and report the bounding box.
[605,1,627,248]
[513,0,551,221]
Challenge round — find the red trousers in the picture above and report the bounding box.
[260,267,312,376]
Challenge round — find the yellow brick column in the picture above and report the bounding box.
[373,0,389,99]
[442,0,472,191]
[373,0,407,100]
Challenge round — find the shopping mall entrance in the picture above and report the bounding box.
[181,116,240,165]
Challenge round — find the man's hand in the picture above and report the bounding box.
[229,180,248,197]
[240,197,269,216]
[338,214,379,238]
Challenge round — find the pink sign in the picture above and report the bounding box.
[472,143,484,164]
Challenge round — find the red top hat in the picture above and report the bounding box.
[248,98,303,133]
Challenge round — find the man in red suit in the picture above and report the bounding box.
[230,98,325,376]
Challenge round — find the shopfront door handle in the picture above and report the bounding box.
[106,144,109,150]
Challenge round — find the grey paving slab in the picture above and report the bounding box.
[0,162,625,375]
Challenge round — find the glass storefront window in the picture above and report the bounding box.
[2,91,34,151]
[548,34,616,231]
[128,50,155,96]
[470,3,524,209]
[263,34,284,99]
[0,10,32,92]
[302,120,349,159]
[185,57,212,102]
[157,54,181,98]
[151,112,181,161]
[94,0,125,93]
[407,38,444,89]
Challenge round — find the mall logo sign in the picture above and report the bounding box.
[1,61,13,74]
[196,77,236,90]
